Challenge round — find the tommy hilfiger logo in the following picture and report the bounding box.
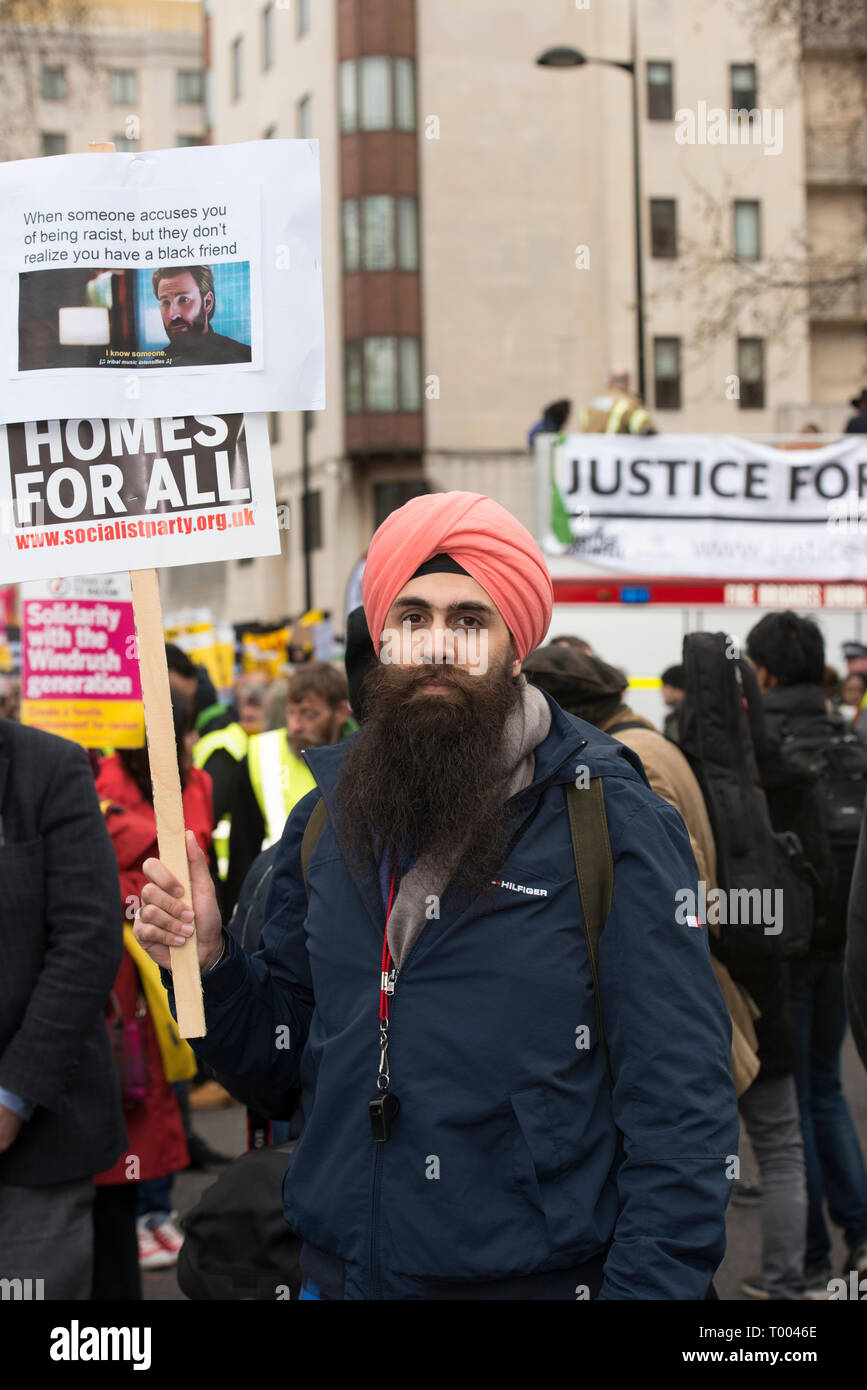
[491,879,548,898]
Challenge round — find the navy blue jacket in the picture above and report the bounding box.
[170,692,737,1299]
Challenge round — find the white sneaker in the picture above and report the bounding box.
[137,1216,176,1269]
[150,1209,184,1258]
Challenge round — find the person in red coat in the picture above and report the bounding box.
[92,690,214,1295]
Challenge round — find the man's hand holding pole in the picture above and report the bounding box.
[136,829,224,974]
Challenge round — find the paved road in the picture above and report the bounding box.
[145,1033,867,1302]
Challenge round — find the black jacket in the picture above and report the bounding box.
[217,842,300,1124]
[846,810,867,1072]
[760,683,848,958]
[228,842,280,955]
[0,719,126,1185]
[223,755,266,918]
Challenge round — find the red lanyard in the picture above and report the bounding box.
[379,872,396,1025]
[371,872,401,1141]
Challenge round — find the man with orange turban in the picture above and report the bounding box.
[137,491,738,1302]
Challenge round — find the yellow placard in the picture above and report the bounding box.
[21,698,146,747]
[241,626,288,678]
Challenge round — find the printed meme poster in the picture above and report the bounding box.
[0,140,325,421]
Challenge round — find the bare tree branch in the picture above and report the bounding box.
[0,0,93,159]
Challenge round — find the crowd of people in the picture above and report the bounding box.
[2,489,867,1302]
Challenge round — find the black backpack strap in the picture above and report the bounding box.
[565,780,615,1085]
[300,797,328,897]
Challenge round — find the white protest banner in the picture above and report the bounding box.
[0,413,280,584]
[0,140,324,422]
[21,571,145,749]
[546,434,867,578]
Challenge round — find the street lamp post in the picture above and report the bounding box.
[537,6,647,404]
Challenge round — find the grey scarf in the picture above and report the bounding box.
[386,677,552,969]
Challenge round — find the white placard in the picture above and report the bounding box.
[0,140,324,421]
[0,413,281,583]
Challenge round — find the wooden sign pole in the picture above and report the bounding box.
[130,569,205,1036]
[88,141,206,1037]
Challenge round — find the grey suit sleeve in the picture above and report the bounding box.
[0,745,123,1109]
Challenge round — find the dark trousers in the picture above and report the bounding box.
[790,958,867,1265]
[0,1176,93,1299]
[91,1184,142,1300]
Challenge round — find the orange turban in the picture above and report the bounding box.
[362,492,553,662]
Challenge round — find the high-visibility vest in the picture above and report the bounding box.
[247,727,316,849]
[192,721,249,878]
[577,392,651,435]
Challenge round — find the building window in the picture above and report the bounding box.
[297,0,310,38]
[113,134,140,152]
[302,489,322,551]
[394,57,416,131]
[399,338,422,411]
[177,70,203,104]
[110,69,137,104]
[342,199,360,272]
[654,338,681,410]
[340,58,416,132]
[345,341,363,412]
[296,94,312,138]
[375,480,428,528]
[176,134,204,147]
[40,65,67,101]
[397,196,419,271]
[41,132,67,157]
[268,411,281,444]
[737,338,765,409]
[363,196,395,270]
[365,337,398,411]
[359,56,392,130]
[346,338,423,413]
[339,60,358,132]
[647,61,674,120]
[734,200,761,260]
[650,198,677,258]
[731,63,758,113]
[231,37,243,102]
[262,5,275,70]
[342,197,419,272]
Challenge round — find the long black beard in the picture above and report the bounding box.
[337,656,522,905]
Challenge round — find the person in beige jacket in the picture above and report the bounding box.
[523,644,760,1097]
